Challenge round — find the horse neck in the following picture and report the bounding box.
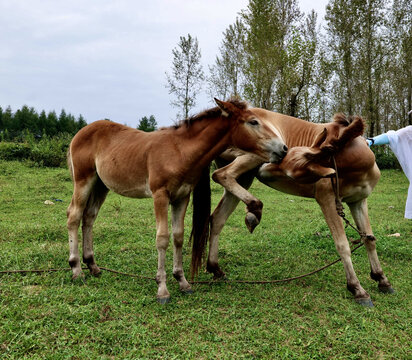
[177,115,233,164]
[277,117,322,147]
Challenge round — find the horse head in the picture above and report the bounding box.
[260,114,366,184]
[214,98,288,164]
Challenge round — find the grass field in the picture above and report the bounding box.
[0,160,411,359]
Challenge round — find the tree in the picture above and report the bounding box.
[137,115,157,132]
[76,114,87,132]
[285,10,319,118]
[241,0,302,111]
[165,34,205,119]
[388,0,412,127]
[325,0,361,116]
[208,19,246,100]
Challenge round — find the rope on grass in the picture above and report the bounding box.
[0,243,364,284]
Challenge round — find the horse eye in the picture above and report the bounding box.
[248,119,259,126]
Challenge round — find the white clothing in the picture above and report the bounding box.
[387,126,412,219]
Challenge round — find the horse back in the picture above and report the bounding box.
[69,120,155,197]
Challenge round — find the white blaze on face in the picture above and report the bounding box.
[266,122,284,143]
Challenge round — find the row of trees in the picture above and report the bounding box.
[0,105,87,140]
[0,105,160,139]
[166,0,411,135]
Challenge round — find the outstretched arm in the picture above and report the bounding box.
[367,133,389,147]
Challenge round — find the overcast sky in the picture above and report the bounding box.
[0,0,328,128]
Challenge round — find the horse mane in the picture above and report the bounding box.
[303,113,365,163]
[171,99,248,130]
[326,113,365,151]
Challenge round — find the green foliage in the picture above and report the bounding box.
[0,105,86,140]
[372,146,401,170]
[30,134,72,167]
[165,33,205,119]
[0,162,410,359]
[0,142,31,160]
[0,134,72,167]
[137,115,157,132]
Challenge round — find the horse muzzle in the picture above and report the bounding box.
[266,140,288,164]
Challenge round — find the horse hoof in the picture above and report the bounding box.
[72,274,86,285]
[91,269,102,277]
[157,297,171,305]
[245,212,259,233]
[379,286,395,294]
[181,288,194,295]
[214,274,228,281]
[355,298,374,307]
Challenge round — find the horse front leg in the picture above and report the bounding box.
[171,196,192,294]
[347,199,394,294]
[208,171,256,279]
[316,183,372,306]
[153,190,171,304]
[212,154,263,233]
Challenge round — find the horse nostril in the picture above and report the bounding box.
[283,145,288,152]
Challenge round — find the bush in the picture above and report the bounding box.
[0,134,72,167]
[0,142,31,160]
[30,134,72,167]
[372,146,401,170]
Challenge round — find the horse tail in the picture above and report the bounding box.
[190,165,211,280]
[67,145,74,180]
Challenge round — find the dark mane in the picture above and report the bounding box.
[171,99,249,130]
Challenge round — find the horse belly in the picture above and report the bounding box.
[340,164,380,203]
[257,166,315,198]
[96,161,152,198]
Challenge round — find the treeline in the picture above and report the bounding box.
[0,105,87,140]
[205,0,411,135]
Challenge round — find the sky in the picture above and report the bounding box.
[0,0,328,128]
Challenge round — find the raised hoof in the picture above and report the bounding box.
[157,297,171,305]
[181,288,194,295]
[379,286,395,294]
[245,212,260,233]
[355,298,374,307]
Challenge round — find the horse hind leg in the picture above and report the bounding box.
[82,177,109,277]
[208,170,255,279]
[67,177,96,280]
[316,186,372,306]
[347,199,394,294]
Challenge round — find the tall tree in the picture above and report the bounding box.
[137,115,157,132]
[208,19,246,100]
[285,10,319,118]
[165,34,205,119]
[241,0,302,111]
[389,0,412,127]
[325,0,361,116]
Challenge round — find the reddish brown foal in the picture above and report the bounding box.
[67,99,287,303]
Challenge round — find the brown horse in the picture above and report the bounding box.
[206,110,394,306]
[66,99,287,303]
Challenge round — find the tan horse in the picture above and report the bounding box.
[206,110,394,307]
[66,99,287,303]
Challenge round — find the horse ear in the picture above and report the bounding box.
[214,98,230,117]
[311,128,327,148]
[308,163,336,179]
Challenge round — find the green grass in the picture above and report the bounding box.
[0,161,411,359]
